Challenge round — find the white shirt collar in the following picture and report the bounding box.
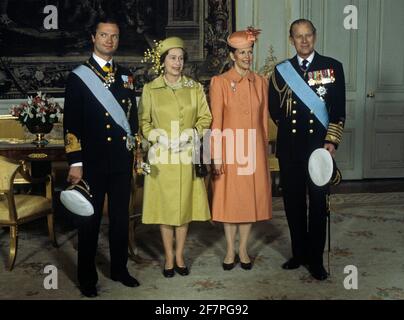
[297,51,315,67]
[92,53,113,68]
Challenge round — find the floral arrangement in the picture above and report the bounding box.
[10,91,63,127]
[141,39,164,75]
[245,26,262,42]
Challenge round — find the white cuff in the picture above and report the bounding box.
[70,162,83,167]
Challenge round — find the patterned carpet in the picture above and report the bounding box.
[0,192,403,300]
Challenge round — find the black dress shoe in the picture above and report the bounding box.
[174,264,189,276]
[79,285,97,298]
[111,273,140,287]
[282,258,302,270]
[309,264,328,281]
[163,268,175,278]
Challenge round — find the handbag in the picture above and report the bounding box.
[194,135,208,178]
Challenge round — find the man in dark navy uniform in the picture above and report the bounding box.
[269,19,346,280]
[63,16,139,297]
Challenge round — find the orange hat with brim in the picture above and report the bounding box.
[227,27,262,49]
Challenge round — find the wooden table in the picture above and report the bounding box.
[0,140,66,177]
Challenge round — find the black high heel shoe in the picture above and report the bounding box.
[163,260,175,278]
[163,268,175,278]
[174,264,189,276]
[222,255,239,271]
[240,261,252,270]
[239,255,253,270]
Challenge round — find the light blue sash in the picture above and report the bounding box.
[276,61,329,129]
[73,65,135,150]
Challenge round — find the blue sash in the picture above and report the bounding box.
[73,65,135,150]
[276,61,329,129]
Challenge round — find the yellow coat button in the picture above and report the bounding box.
[122,99,126,104]
[292,120,297,124]
[106,124,111,129]
[107,137,112,142]
[310,120,314,124]
[105,112,109,117]
[292,110,297,114]
[292,129,297,134]
[310,110,314,114]
[293,101,297,105]
[309,129,314,134]
[122,136,127,141]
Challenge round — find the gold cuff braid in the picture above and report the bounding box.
[325,122,344,146]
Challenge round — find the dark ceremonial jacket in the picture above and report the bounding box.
[269,52,346,163]
[63,56,139,174]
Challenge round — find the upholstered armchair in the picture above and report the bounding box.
[0,156,58,271]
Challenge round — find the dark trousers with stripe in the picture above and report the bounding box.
[279,160,328,266]
[77,170,131,287]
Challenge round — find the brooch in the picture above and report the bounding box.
[230,80,236,92]
[182,78,195,88]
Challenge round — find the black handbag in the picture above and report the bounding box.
[194,137,208,178]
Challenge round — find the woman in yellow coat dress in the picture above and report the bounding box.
[139,37,212,277]
[209,29,272,270]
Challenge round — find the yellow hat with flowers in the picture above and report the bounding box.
[142,37,185,75]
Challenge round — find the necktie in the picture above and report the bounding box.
[102,62,112,73]
[301,59,309,72]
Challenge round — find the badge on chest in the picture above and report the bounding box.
[122,75,134,90]
[307,69,335,87]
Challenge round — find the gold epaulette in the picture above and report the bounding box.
[325,121,344,146]
[65,132,82,153]
[270,69,288,94]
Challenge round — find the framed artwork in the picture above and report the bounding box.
[0,0,235,99]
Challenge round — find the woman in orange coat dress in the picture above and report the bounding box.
[209,28,272,270]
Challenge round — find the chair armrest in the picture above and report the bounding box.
[16,166,51,185]
[13,167,53,200]
[0,191,17,222]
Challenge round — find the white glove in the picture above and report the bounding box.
[179,131,192,148]
[157,135,169,150]
[170,138,181,152]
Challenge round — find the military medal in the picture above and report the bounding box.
[85,61,117,89]
[122,75,135,90]
[330,69,335,83]
[308,72,316,86]
[104,72,116,88]
[316,86,327,101]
